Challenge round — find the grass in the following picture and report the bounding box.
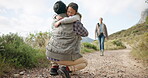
[131,33,148,63]
[81,48,95,54]
[0,56,12,76]
[82,42,98,50]
[105,39,126,50]
[81,42,98,54]
[92,39,126,50]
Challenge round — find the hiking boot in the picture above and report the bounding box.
[50,67,59,76]
[57,66,71,78]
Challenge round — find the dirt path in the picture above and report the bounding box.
[18,49,147,78]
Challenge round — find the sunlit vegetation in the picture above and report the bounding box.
[0,33,50,77]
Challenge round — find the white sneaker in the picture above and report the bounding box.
[100,50,104,56]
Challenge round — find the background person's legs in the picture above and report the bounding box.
[98,36,101,51]
[98,33,105,56]
[100,34,105,51]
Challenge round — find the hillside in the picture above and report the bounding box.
[107,16,148,63]
[109,17,148,40]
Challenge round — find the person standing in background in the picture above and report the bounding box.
[95,17,108,56]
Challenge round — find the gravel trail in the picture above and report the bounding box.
[14,49,148,78]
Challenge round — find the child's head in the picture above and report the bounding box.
[53,1,66,14]
[67,2,78,16]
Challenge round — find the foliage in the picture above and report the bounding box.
[81,42,98,54]
[82,42,98,50]
[0,55,11,77]
[81,47,94,54]
[146,16,148,24]
[0,33,50,77]
[25,32,51,48]
[0,33,39,68]
[92,40,99,47]
[131,33,148,62]
[34,48,50,67]
[112,39,124,46]
[105,39,126,50]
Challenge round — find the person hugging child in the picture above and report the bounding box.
[46,1,88,78]
[54,2,88,37]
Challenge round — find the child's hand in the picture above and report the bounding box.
[54,21,61,27]
[56,15,63,20]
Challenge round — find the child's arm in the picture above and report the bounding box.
[54,14,81,27]
[60,14,81,24]
[74,21,88,37]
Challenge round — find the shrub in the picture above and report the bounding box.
[81,47,93,54]
[112,39,123,46]
[82,42,98,50]
[80,42,98,54]
[0,33,39,68]
[105,39,126,50]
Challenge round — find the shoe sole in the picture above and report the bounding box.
[50,71,58,76]
[57,69,67,78]
[50,73,58,76]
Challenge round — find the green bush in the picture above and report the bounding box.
[82,42,98,50]
[34,48,50,67]
[92,40,100,49]
[81,47,93,54]
[0,55,12,76]
[0,33,38,68]
[112,39,123,46]
[80,42,98,54]
[105,39,126,50]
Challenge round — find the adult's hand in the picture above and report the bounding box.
[54,21,61,27]
[56,15,63,20]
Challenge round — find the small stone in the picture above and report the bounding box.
[27,74,30,77]
[13,74,20,78]
[20,71,25,75]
